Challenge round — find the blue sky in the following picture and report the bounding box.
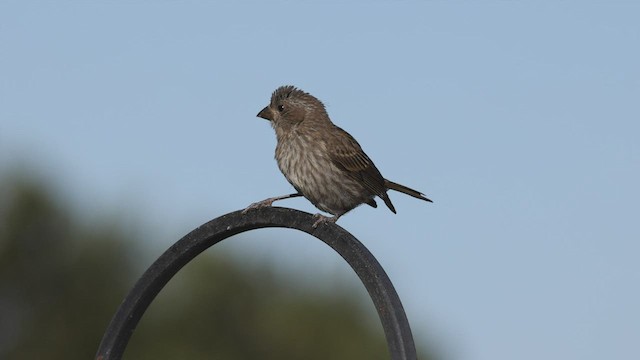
[1,1,639,359]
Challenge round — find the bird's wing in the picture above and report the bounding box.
[329,127,387,198]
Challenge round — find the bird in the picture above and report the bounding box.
[244,85,432,228]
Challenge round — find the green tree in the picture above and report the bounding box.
[0,176,133,359]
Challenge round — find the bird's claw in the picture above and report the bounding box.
[242,200,274,214]
[312,214,338,228]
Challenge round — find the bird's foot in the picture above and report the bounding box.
[242,193,302,214]
[242,198,276,214]
[312,214,339,228]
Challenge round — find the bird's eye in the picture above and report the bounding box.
[277,104,285,112]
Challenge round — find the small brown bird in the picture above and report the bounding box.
[244,85,432,227]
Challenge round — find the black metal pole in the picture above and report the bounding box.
[95,207,417,360]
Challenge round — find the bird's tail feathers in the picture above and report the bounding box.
[385,180,433,203]
[380,194,396,214]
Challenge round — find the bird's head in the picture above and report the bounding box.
[257,85,329,131]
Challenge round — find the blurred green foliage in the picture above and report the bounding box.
[0,173,435,360]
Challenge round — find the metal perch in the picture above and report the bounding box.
[95,207,417,360]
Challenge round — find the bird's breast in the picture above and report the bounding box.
[274,132,371,215]
[275,133,326,191]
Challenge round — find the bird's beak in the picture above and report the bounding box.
[257,106,273,121]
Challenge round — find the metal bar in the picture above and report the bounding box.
[95,207,417,360]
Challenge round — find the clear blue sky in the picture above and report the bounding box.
[1,1,639,359]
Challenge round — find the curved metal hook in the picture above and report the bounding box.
[95,207,417,360]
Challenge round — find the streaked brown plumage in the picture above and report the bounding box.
[244,85,432,227]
